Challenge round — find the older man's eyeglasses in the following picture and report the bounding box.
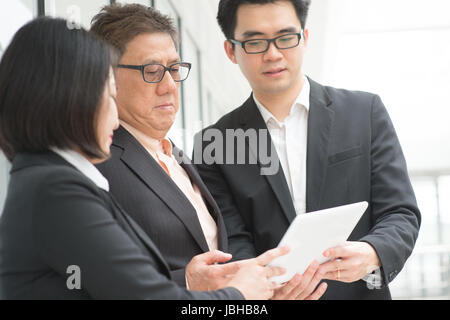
[229,32,303,54]
[117,62,192,83]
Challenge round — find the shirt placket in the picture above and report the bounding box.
[286,113,306,215]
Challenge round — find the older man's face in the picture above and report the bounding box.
[115,32,180,139]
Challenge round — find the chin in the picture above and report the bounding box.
[100,144,111,157]
[254,77,288,91]
[260,84,291,95]
[158,120,175,131]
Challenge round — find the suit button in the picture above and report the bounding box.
[389,271,397,281]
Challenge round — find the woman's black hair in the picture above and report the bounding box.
[0,17,115,161]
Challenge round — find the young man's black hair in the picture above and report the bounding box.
[217,0,311,40]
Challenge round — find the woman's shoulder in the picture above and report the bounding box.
[10,152,100,198]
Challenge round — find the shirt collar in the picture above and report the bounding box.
[51,147,110,191]
[120,120,172,156]
[254,75,310,126]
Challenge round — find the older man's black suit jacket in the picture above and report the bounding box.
[194,78,421,300]
[97,126,229,287]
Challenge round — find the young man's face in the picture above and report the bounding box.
[225,1,308,98]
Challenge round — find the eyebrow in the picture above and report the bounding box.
[142,57,181,65]
[240,27,299,39]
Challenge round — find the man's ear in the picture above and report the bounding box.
[303,28,309,48]
[224,40,238,64]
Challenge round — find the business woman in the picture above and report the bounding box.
[0,17,285,300]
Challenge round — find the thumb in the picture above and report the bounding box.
[200,250,233,265]
[256,246,290,266]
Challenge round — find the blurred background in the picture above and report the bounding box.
[0,0,449,299]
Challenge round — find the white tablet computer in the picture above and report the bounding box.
[268,201,368,284]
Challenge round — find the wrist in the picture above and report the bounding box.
[363,242,381,269]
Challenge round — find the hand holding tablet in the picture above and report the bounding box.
[268,201,368,284]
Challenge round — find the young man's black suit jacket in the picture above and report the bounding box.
[193,78,421,300]
[97,126,229,287]
[0,151,242,299]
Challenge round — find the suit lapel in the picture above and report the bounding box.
[114,126,210,253]
[239,96,297,223]
[306,78,334,212]
[173,145,229,252]
[173,145,218,222]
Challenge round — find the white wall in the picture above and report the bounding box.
[0,0,36,51]
[305,0,450,174]
[302,0,333,82]
[44,0,110,29]
[0,0,37,215]
[162,0,251,120]
[157,0,250,153]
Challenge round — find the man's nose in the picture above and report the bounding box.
[263,41,283,61]
[157,70,178,95]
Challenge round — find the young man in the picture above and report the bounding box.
[194,0,421,299]
[92,3,327,300]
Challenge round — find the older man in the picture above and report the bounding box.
[92,3,326,299]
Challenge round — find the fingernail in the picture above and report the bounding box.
[323,251,329,257]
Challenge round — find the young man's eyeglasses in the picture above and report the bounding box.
[117,62,192,83]
[229,32,303,54]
